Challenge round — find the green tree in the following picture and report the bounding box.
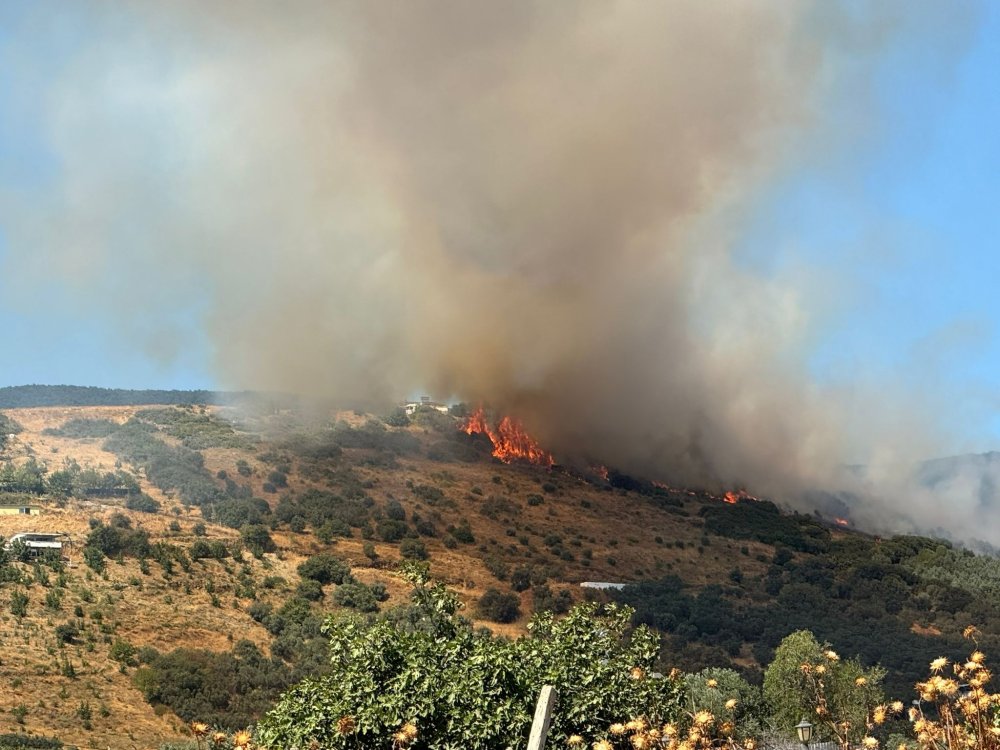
[685,667,766,738]
[298,554,351,585]
[256,567,683,749]
[240,524,276,556]
[383,407,411,427]
[476,587,520,623]
[764,630,885,746]
[10,590,28,617]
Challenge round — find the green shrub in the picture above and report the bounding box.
[126,493,161,513]
[240,524,276,556]
[55,622,79,643]
[10,590,28,617]
[333,582,380,612]
[296,578,325,601]
[400,538,428,561]
[0,733,62,749]
[109,639,138,667]
[297,554,351,585]
[475,587,520,623]
[376,519,408,542]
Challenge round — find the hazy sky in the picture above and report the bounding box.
[1,1,998,456]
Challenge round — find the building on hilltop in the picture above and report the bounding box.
[403,395,450,416]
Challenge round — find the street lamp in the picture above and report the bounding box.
[795,718,814,748]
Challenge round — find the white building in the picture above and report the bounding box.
[5,532,68,557]
[403,396,451,416]
[579,581,628,590]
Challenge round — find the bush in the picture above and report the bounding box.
[476,587,521,623]
[82,545,105,573]
[383,407,411,427]
[134,641,294,729]
[125,493,161,513]
[400,538,429,561]
[109,638,138,667]
[450,521,475,544]
[411,484,444,504]
[297,554,351,585]
[0,734,62,749]
[333,582,381,612]
[296,578,325,601]
[55,622,79,643]
[376,519,408,542]
[240,524,276,556]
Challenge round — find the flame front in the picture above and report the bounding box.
[463,407,554,466]
[834,517,850,527]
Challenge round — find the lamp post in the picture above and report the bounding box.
[795,718,814,749]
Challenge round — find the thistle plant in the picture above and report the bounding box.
[908,626,1000,750]
[797,649,901,750]
[577,695,758,750]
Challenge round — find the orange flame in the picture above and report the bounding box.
[592,464,610,481]
[834,517,850,527]
[722,489,756,504]
[463,407,554,466]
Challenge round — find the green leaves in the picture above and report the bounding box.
[257,579,683,749]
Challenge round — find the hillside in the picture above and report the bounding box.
[1,400,1000,748]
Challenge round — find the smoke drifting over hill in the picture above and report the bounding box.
[0,3,989,540]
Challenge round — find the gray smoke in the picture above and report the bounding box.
[0,2,989,540]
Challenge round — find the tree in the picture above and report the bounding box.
[476,587,520,623]
[297,554,351,585]
[256,567,683,750]
[240,524,276,556]
[685,667,766,738]
[383,407,411,428]
[764,630,885,747]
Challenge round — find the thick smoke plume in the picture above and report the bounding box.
[0,2,988,540]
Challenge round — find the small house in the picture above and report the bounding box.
[0,504,41,516]
[5,532,68,558]
[403,395,451,416]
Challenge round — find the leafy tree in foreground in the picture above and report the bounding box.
[764,630,885,747]
[257,565,683,750]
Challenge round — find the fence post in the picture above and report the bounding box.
[527,685,557,750]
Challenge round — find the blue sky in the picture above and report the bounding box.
[731,4,1000,447]
[1,3,999,449]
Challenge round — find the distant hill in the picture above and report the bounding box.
[916,450,1000,498]
[0,384,225,408]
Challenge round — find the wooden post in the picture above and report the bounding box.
[527,685,557,750]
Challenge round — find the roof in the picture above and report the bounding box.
[6,532,67,547]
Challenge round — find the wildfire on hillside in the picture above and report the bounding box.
[463,407,555,467]
[721,489,757,504]
[652,480,758,504]
[834,517,850,527]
